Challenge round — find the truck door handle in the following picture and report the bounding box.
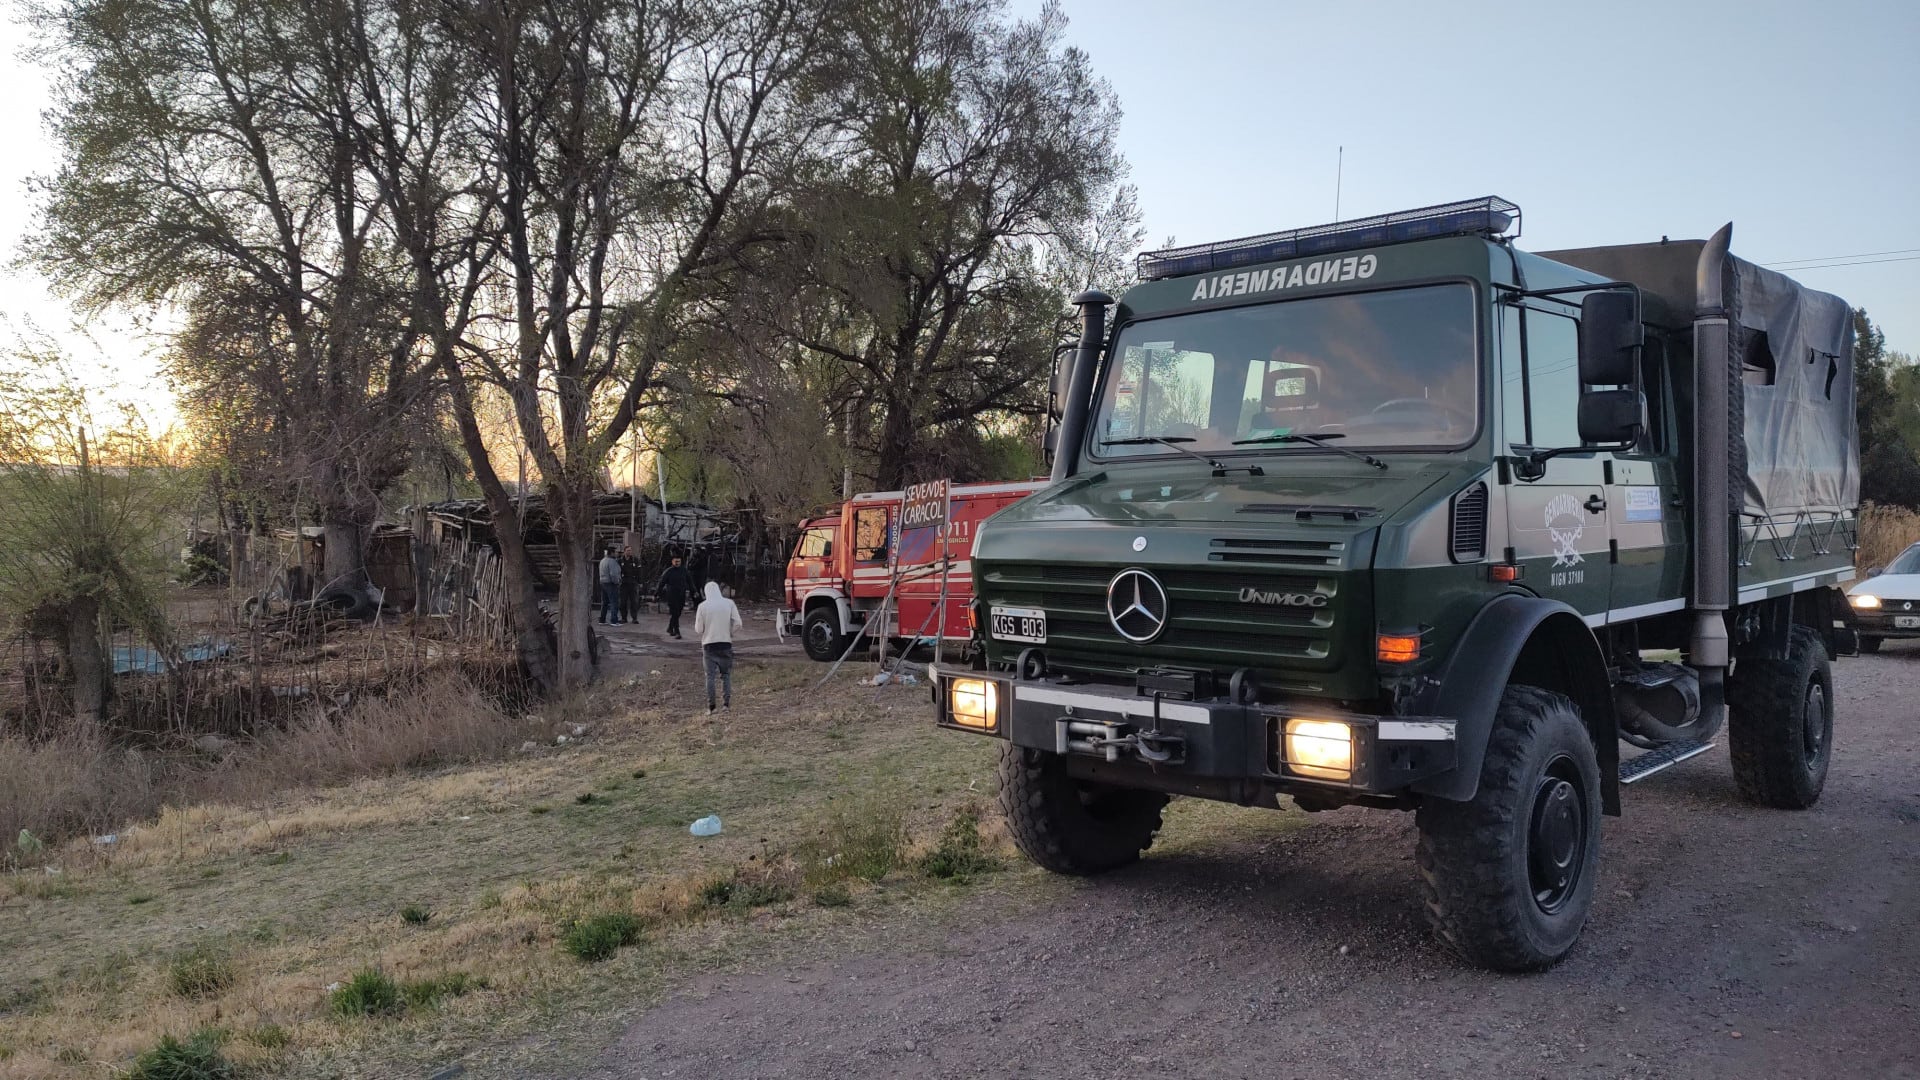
[1584,495,1607,514]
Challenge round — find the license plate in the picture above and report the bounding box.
[1896,615,1920,629]
[990,606,1047,644]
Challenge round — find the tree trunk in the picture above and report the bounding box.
[553,493,600,692]
[66,593,109,727]
[875,399,917,489]
[320,517,366,593]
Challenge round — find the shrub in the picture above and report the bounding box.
[399,904,433,926]
[920,804,1003,883]
[168,945,235,999]
[561,912,642,963]
[329,968,401,1018]
[244,1024,290,1050]
[125,1029,236,1080]
[801,797,908,886]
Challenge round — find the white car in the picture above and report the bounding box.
[1848,541,1920,652]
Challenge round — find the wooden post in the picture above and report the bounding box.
[412,505,431,618]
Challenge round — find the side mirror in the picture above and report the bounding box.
[1578,291,1642,385]
[1866,565,1883,578]
[1049,346,1074,418]
[1578,388,1644,445]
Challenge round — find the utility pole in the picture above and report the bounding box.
[1334,145,1344,221]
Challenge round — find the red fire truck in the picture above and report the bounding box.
[784,481,1045,661]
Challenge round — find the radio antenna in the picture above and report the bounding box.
[1334,145,1343,221]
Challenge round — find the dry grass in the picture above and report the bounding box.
[1858,503,1920,571]
[1,675,547,868]
[0,656,1021,1077]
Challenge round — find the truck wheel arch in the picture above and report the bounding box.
[1412,594,1621,815]
[801,589,851,633]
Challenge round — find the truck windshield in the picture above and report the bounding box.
[1093,283,1477,459]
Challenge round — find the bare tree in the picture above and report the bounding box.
[32,0,437,589]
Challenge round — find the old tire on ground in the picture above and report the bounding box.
[998,744,1168,875]
[801,607,850,663]
[1857,635,1882,654]
[1415,685,1601,972]
[1727,625,1833,809]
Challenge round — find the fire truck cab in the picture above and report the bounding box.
[784,481,1044,661]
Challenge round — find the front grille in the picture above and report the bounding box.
[984,560,1343,677]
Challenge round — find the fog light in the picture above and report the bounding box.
[948,678,998,730]
[1850,594,1881,610]
[1285,718,1353,781]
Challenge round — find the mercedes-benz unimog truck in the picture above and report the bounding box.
[931,197,1860,971]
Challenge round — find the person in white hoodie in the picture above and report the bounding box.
[693,580,743,713]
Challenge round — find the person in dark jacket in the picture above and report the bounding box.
[656,555,692,639]
[618,546,644,624]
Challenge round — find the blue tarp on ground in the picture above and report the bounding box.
[112,641,232,676]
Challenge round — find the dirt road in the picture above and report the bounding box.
[576,647,1920,1080]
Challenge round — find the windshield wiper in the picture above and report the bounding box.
[1232,431,1387,470]
[1100,436,1262,477]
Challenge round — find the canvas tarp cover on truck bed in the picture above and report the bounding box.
[1541,240,1858,518]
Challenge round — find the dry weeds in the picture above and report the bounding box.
[1858,503,1920,571]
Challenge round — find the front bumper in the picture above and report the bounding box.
[932,665,1456,795]
[1854,608,1920,638]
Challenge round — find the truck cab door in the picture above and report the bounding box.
[1502,305,1613,621]
[1606,337,1687,617]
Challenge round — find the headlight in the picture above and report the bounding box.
[948,678,998,731]
[1285,718,1353,781]
[1850,594,1882,610]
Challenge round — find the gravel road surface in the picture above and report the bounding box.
[578,648,1920,1080]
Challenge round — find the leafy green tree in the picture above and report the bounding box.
[1854,309,1920,507]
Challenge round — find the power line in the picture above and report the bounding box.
[1764,247,1920,268]
[1770,254,1920,272]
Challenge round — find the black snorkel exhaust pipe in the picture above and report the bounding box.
[1052,290,1113,482]
[1689,223,1735,733]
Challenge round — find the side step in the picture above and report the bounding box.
[1618,739,1715,785]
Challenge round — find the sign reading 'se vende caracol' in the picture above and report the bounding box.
[900,479,950,533]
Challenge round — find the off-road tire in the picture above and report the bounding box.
[997,745,1168,875]
[1857,635,1882,654]
[1415,685,1601,972]
[1727,625,1833,809]
[801,608,850,663]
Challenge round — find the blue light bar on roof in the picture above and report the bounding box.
[1137,196,1521,282]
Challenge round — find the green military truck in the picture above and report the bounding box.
[931,197,1860,971]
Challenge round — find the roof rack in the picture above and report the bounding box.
[1136,196,1520,282]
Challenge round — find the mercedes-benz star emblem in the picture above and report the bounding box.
[1106,568,1169,643]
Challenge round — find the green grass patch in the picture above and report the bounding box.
[167,944,235,999]
[529,805,551,815]
[560,912,643,963]
[329,968,402,1018]
[400,971,483,1010]
[919,803,1003,883]
[399,904,433,925]
[128,890,157,905]
[244,1024,290,1050]
[800,796,909,886]
[125,1028,236,1080]
[574,792,599,805]
[811,883,852,908]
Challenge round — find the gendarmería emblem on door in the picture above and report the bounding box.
[1545,494,1586,568]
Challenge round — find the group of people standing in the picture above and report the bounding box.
[597,548,694,635]
[595,546,742,713]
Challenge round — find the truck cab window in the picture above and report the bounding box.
[853,507,890,563]
[1514,308,1582,449]
[796,527,833,559]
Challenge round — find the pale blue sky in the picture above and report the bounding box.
[1031,0,1919,352]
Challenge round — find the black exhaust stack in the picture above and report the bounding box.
[1689,224,1735,729]
[1052,290,1113,482]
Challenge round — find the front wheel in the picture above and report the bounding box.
[801,608,851,662]
[1727,625,1833,809]
[1416,685,1601,972]
[998,745,1168,875]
